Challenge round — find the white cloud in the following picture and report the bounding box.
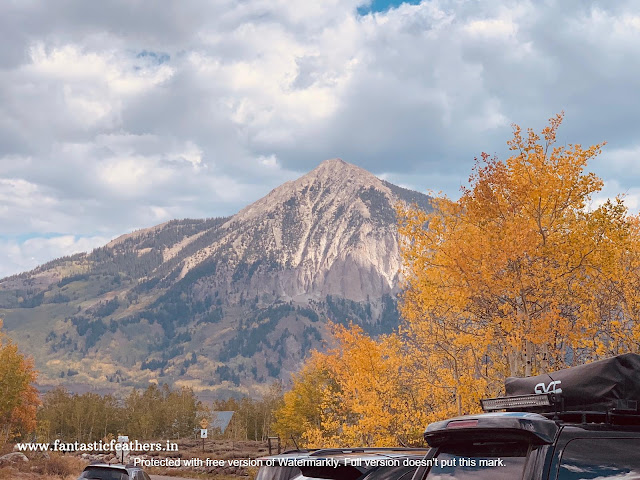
[0,178,59,228]
[150,206,170,221]
[174,142,203,169]
[99,156,168,195]
[592,179,640,213]
[28,43,174,95]
[598,145,640,175]
[259,154,279,168]
[0,235,110,279]
[464,17,517,38]
[1,0,640,276]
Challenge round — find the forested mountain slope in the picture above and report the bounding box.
[0,159,431,396]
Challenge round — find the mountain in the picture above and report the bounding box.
[0,159,431,396]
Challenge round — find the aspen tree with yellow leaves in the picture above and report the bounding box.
[272,350,339,444]
[0,320,39,447]
[398,113,640,415]
[274,113,640,444]
[274,324,431,447]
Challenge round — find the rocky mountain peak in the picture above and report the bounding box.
[188,158,428,308]
[315,157,348,168]
[302,157,384,188]
[0,159,432,394]
[232,158,389,224]
[309,157,365,178]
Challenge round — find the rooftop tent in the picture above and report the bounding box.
[505,353,640,412]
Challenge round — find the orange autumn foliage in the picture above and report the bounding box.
[0,320,40,446]
[272,350,338,444]
[275,113,640,443]
[274,323,431,447]
[398,113,640,413]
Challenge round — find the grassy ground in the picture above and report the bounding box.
[0,453,86,479]
[144,438,267,477]
[0,439,270,479]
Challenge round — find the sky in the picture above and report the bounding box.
[1,0,640,278]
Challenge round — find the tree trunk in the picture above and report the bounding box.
[524,339,532,377]
[453,367,462,416]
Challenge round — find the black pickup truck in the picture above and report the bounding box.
[411,353,640,480]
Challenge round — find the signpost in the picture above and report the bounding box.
[200,419,209,452]
[117,435,129,464]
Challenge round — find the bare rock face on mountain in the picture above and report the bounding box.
[0,159,431,396]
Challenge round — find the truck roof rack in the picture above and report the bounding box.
[538,409,640,426]
[479,354,640,425]
[481,392,561,412]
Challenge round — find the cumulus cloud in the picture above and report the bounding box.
[0,235,110,279]
[1,0,640,276]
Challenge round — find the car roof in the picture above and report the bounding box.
[310,448,428,455]
[258,450,318,461]
[258,447,429,462]
[85,463,142,472]
[311,452,427,459]
[86,463,128,470]
[301,448,430,462]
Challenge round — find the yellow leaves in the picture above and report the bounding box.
[398,113,640,395]
[272,351,338,444]
[273,323,431,447]
[277,114,640,446]
[0,320,39,445]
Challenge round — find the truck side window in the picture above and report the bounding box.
[557,438,640,480]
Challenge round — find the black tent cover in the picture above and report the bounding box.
[505,353,640,412]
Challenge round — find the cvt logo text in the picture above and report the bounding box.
[534,380,562,394]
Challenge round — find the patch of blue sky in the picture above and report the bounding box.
[136,50,170,64]
[357,0,422,15]
[0,233,89,242]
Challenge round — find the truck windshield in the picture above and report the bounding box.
[425,441,531,480]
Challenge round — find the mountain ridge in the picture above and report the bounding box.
[0,159,431,396]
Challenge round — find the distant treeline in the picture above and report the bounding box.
[211,383,283,442]
[37,384,200,442]
[36,383,285,444]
